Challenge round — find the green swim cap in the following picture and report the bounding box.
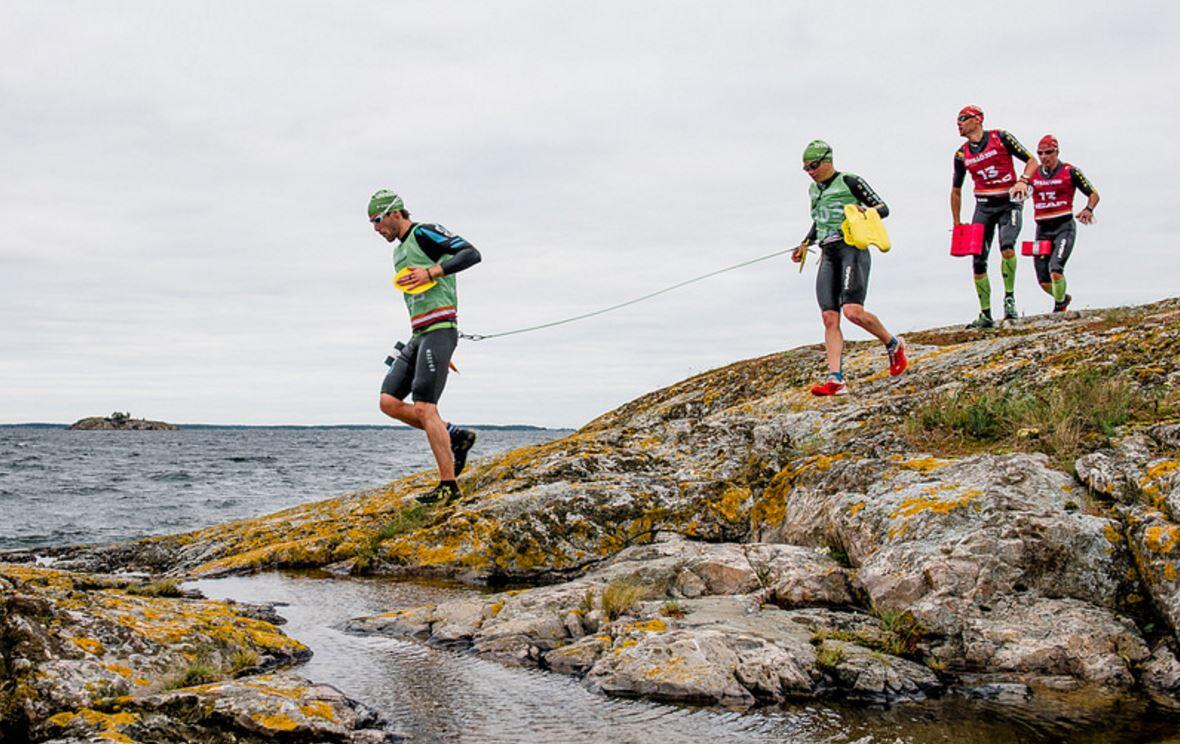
[802,140,833,162]
[368,189,404,216]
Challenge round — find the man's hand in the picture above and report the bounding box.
[1008,180,1030,201]
[1077,207,1095,225]
[791,243,808,263]
[396,266,437,289]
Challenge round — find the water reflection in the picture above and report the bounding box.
[193,572,1180,744]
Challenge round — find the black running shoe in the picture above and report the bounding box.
[417,482,461,505]
[450,428,477,476]
[1053,294,1072,313]
[1002,295,1019,321]
[966,313,995,330]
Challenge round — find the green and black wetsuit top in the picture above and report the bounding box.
[803,172,889,246]
[394,223,481,334]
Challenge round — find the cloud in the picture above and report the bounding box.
[1,1,1176,426]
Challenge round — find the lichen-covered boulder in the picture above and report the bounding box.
[37,672,398,743]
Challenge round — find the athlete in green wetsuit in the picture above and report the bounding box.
[790,140,907,396]
[369,189,481,505]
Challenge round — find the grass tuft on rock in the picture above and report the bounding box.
[659,600,687,618]
[601,579,649,621]
[373,503,432,545]
[815,644,844,669]
[164,661,219,690]
[229,648,260,674]
[125,578,183,598]
[910,367,1139,462]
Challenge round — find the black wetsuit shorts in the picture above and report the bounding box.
[816,239,870,312]
[971,195,1023,274]
[380,327,458,405]
[1033,216,1076,283]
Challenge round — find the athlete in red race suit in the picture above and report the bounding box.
[951,105,1038,329]
[1028,134,1099,312]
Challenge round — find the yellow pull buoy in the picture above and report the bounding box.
[841,205,891,253]
[393,267,437,295]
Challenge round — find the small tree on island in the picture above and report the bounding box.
[109,411,130,424]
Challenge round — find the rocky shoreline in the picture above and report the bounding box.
[4,298,1180,739]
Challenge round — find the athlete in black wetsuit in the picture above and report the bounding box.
[1028,134,1099,312]
[370,189,483,505]
[791,140,907,397]
[951,105,1038,328]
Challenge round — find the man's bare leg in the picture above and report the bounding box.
[841,303,893,345]
[380,393,423,429]
[415,402,455,481]
[821,310,843,373]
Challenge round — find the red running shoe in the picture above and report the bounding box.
[888,337,908,377]
[810,376,847,396]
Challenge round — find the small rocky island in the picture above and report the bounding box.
[70,411,177,430]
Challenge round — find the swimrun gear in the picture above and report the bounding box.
[816,243,871,312]
[1037,134,1059,152]
[811,376,847,397]
[887,337,908,377]
[1033,216,1076,285]
[952,130,1033,195]
[368,189,405,216]
[967,197,1024,275]
[958,105,984,122]
[450,428,477,476]
[395,223,481,334]
[803,139,834,163]
[804,172,889,245]
[417,481,461,505]
[1031,163,1095,221]
[381,327,459,404]
[966,313,995,330]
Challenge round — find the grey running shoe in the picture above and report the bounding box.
[966,314,995,330]
[450,428,477,476]
[417,482,461,505]
[1003,295,1018,321]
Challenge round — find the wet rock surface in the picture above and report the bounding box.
[0,565,396,742]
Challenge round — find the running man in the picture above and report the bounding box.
[951,105,1038,328]
[1028,134,1099,312]
[790,140,907,396]
[368,189,481,505]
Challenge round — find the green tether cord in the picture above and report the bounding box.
[460,247,793,341]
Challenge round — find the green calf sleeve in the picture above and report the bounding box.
[1051,277,1067,302]
[974,275,991,311]
[1001,256,1017,293]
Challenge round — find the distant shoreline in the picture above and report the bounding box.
[0,423,572,431]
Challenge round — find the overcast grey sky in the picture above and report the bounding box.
[2,1,1175,427]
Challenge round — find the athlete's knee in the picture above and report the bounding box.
[999,247,1015,259]
[413,400,441,423]
[842,305,867,324]
[1050,272,1064,281]
[379,393,403,417]
[821,310,841,329]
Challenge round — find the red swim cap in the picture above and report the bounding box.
[958,105,984,122]
[1038,134,1059,151]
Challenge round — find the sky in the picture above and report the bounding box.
[1,1,1176,428]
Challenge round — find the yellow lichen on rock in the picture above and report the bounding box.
[624,618,667,633]
[1144,524,1180,555]
[300,700,338,721]
[253,712,299,731]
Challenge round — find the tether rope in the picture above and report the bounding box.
[458,247,793,341]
